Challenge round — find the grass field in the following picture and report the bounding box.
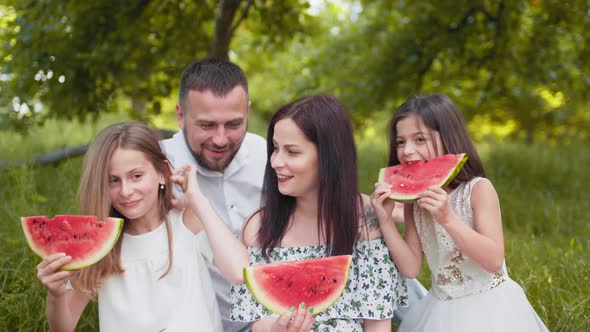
[0,117,588,331]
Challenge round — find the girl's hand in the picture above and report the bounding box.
[36,253,75,297]
[272,303,315,332]
[417,186,453,224]
[170,164,203,209]
[370,182,397,224]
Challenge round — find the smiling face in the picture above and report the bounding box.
[395,113,445,164]
[108,148,164,224]
[270,118,319,198]
[176,86,249,172]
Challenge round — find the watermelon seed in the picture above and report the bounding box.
[333,278,337,283]
[308,286,318,295]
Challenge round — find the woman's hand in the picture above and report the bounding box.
[370,182,397,225]
[36,253,75,298]
[272,303,315,332]
[417,186,453,225]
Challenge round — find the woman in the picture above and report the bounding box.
[231,95,407,331]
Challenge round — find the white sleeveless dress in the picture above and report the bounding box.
[97,209,222,332]
[399,178,549,332]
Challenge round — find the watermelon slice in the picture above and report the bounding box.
[244,255,352,315]
[21,215,123,270]
[378,153,468,202]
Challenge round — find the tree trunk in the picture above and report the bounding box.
[210,0,253,59]
[0,129,176,168]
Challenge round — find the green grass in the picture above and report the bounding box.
[1,118,588,331]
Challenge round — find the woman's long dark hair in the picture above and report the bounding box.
[257,95,360,259]
[387,94,486,188]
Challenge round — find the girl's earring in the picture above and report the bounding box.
[160,184,165,190]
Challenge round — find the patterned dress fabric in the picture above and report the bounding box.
[231,239,407,332]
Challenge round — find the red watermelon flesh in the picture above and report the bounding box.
[21,215,123,270]
[244,255,352,315]
[378,153,468,202]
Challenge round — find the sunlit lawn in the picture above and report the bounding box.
[0,116,588,331]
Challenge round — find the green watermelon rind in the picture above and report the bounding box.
[439,154,469,189]
[21,216,124,270]
[378,153,469,203]
[243,255,353,316]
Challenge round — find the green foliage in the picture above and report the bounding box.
[246,0,590,142]
[0,0,312,131]
[2,1,588,143]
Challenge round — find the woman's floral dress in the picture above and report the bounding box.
[231,238,407,331]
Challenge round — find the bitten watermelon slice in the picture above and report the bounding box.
[244,255,352,315]
[21,215,123,270]
[379,153,468,202]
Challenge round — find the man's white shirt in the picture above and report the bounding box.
[160,130,266,332]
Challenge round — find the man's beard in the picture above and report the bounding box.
[192,146,238,172]
[183,129,240,172]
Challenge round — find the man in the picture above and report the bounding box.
[161,58,266,332]
[161,58,425,331]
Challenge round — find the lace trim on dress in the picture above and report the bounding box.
[415,177,508,300]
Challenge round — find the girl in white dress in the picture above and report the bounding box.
[371,94,549,331]
[35,122,249,332]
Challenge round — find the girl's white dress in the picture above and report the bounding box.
[230,239,408,331]
[399,177,549,332]
[97,209,222,332]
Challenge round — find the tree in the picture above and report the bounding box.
[0,0,313,131]
[262,0,590,142]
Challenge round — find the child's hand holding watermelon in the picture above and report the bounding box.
[36,253,75,297]
[416,185,453,225]
[370,182,397,224]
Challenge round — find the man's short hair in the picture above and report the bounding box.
[179,58,248,109]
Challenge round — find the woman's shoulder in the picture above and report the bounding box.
[357,194,383,241]
[242,209,263,247]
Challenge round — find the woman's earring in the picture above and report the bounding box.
[160,184,165,190]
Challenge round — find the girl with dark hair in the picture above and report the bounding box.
[231,95,407,331]
[371,94,548,331]
[35,122,249,331]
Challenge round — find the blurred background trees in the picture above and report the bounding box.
[1,0,588,143]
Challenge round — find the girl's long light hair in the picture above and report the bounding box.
[75,122,174,295]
